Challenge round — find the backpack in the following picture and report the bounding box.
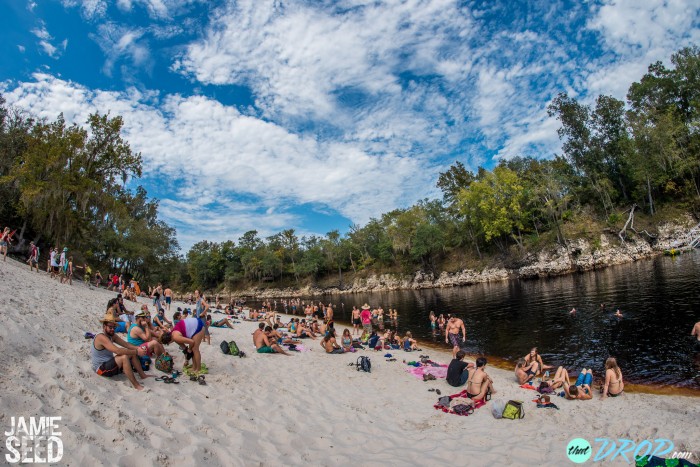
[228,340,240,356]
[502,400,525,420]
[155,352,174,373]
[220,340,230,355]
[357,356,371,373]
[139,355,151,371]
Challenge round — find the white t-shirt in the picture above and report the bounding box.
[50,251,58,267]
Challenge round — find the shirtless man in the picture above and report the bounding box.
[465,357,495,401]
[351,306,361,336]
[253,325,289,355]
[164,287,173,311]
[692,321,700,341]
[445,316,467,358]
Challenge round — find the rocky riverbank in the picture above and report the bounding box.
[229,217,697,299]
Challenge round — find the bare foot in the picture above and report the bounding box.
[134,384,145,391]
[140,374,155,379]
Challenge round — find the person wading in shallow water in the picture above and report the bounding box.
[445,316,466,359]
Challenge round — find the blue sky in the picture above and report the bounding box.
[1,0,698,251]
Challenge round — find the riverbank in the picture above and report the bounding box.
[1,256,699,465]
[226,217,696,298]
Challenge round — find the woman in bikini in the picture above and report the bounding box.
[466,357,496,401]
[523,347,552,376]
[601,357,624,398]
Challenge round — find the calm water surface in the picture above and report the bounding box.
[270,253,700,389]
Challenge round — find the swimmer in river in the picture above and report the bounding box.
[569,307,576,314]
[614,309,623,319]
[692,321,700,341]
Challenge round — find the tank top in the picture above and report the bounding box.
[126,323,145,346]
[173,317,200,338]
[91,333,115,371]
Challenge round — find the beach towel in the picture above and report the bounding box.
[406,365,448,380]
[519,383,537,390]
[433,389,486,416]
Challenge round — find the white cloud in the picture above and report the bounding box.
[584,0,700,99]
[91,23,151,76]
[31,25,65,59]
[17,45,26,53]
[1,74,429,249]
[61,0,108,19]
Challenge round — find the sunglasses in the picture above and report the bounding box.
[105,324,117,329]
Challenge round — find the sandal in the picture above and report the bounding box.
[190,375,198,382]
[155,376,166,381]
[198,375,206,385]
[436,389,441,395]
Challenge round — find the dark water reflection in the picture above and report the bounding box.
[283,254,700,389]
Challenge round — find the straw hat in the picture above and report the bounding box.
[99,313,118,324]
[135,310,149,318]
[361,304,370,310]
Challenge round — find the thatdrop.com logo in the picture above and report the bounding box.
[5,416,64,464]
[567,437,695,464]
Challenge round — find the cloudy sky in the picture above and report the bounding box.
[1,0,698,250]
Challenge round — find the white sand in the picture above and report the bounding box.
[0,257,698,466]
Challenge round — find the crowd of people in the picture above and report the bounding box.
[84,283,699,399]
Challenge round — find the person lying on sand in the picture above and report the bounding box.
[466,357,496,401]
[210,316,235,329]
[92,314,151,390]
[253,326,289,355]
[563,369,594,400]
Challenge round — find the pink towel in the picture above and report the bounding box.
[406,365,448,380]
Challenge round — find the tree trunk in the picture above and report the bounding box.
[646,175,654,216]
[618,204,637,245]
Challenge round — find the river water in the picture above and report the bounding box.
[293,253,700,389]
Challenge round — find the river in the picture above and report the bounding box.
[271,253,700,389]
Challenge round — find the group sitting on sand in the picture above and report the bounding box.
[91,288,629,406]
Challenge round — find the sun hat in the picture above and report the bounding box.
[362,304,370,309]
[63,247,68,251]
[100,313,118,324]
[135,310,149,318]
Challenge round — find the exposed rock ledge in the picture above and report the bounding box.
[232,217,696,299]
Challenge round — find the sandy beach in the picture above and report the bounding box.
[0,257,698,466]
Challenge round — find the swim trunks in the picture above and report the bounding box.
[256,346,275,353]
[96,358,122,377]
[448,333,464,348]
[165,297,172,304]
[353,318,361,325]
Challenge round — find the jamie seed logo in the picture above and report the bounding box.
[5,416,64,464]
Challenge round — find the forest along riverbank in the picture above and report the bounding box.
[232,217,695,298]
[249,252,700,391]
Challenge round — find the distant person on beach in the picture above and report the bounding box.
[340,329,355,352]
[403,331,420,351]
[693,321,700,341]
[253,325,289,355]
[58,247,68,282]
[49,247,60,278]
[164,287,172,311]
[466,357,496,401]
[446,316,467,358]
[447,350,474,387]
[601,357,624,398]
[94,270,102,288]
[563,369,593,400]
[360,304,372,335]
[27,241,39,272]
[152,307,173,329]
[92,313,151,390]
[0,227,11,261]
[351,306,361,336]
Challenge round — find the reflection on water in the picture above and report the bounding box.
[300,253,699,389]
